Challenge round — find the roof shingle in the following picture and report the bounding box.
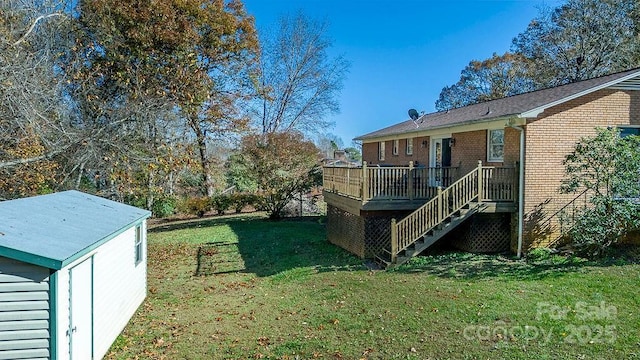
[356,67,640,140]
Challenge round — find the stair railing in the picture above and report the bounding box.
[390,161,483,263]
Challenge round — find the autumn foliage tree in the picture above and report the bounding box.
[2,0,337,216]
[79,0,259,197]
[437,0,640,110]
[0,0,76,199]
[236,132,320,219]
[435,53,533,111]
[513,0,639,89]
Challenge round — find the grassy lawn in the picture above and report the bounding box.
[107,214,640,359]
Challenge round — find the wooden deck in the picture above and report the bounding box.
[323,161,518,212]
[324,161,519,267]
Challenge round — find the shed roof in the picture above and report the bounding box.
[356,67,640,141]
[0,190,151,270]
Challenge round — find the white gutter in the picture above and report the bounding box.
[510,125,525,258]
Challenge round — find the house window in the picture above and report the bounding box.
[406,138,414,155]
[619,126,640,138]
[378,141,385,161]
[487,129,504,162]
[134,224,143,266]
[392,139,399,155]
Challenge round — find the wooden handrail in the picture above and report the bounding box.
[392,165,480,255]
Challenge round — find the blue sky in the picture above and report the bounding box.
[243,0,561,145]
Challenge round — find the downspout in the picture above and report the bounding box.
[510,125,525,258]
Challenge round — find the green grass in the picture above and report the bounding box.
[107,214,640,359]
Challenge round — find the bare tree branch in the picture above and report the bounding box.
[0,148,64,168]
[12,13,64,47]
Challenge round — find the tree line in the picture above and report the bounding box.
[1,0,349,218]
[436,0,640,110]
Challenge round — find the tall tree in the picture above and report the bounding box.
[435,53,533,111]
[80,0,260,197]
[512,0,640,88]
[436,0,640,110]
[256,12,349,135]
[0,0,76,198]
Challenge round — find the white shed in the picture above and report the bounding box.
[0,190,151,360]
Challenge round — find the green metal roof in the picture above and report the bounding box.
[0,190,151,270]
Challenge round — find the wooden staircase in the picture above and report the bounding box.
[374,162,487,269]
[374,201,485,268]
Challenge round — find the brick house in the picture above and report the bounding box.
[323,68,640,267]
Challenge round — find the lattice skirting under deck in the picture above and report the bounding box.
[326,206,411,258]
[451,213,511,253]
[327,205,366,257]
[328,205,513,257]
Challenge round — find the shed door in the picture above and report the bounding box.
[69,257,93,359]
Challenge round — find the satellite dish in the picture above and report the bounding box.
[408,109,419,121]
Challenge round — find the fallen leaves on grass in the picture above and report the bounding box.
[257,336,270,346]
[153,338,165,348]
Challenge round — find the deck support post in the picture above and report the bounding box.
[390,218,398,263]
[477,160,483,203]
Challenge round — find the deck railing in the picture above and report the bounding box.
[481,166,518,201]
[323,162,517,203]
[323,161,459,202]
[322,166,363,198]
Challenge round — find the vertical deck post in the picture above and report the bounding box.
[477,160,483,202]
[437,186,443,221]
[408,161,414,201]
[361,161,368,204]
[390,218,398,263]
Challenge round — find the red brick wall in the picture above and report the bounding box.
[362,136,429,166]
[451,128,520,174]
[362,142,378,165]
[522,89,640,250]
[362,129,521,175]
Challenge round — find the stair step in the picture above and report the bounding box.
[374,256,391,269]
[379,194,489,268]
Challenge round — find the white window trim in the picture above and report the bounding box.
[135,224,143,266]
[487,129,505,162]
[392,139,399,155]
[406,138,414,155]
[378,141,385,161]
